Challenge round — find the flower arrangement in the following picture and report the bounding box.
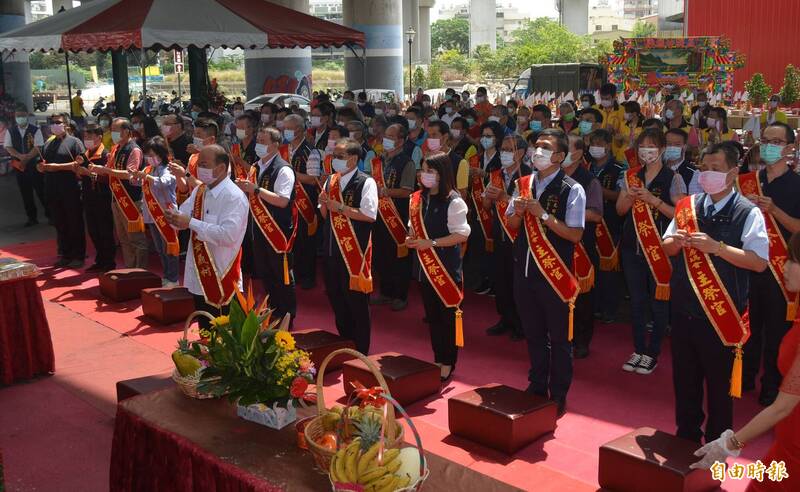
[190,286,316,408]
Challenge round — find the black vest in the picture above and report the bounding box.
[621,165,676,252]
[381,153,414,223]
[570,165,599,260]
[449,152,462,182]
[758,167,800,241]
[674,160,696,190]
[289,140,319,202]
[9,125,40,166]
[314,128,330,151]
[413,192,464,285]
[491,165,531,243]
[671,192,755,318]
[112,141,143,201]
[322,170,374,258]
[512,170,577,277]
[257,156,296,237]
[593,159,624,236]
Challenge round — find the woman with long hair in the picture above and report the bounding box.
[406,152,470,382]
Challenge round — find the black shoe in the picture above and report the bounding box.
[370,294,393,306]
[67,259,85,269]
[510,330,525,341]
[487,287,496,297]
[390,298,408,311]
[758,389,778,407]
[485,321,509,336]
[601,316,616,324]
[440,365,455,383]
[474,281,491,295]
[24,219,38,227]
[54,258,70,268]
[552,397,567,417]
[525,384,547,398]
[593,311,603,320]
[573,346,589,359]
[86,263,104,272]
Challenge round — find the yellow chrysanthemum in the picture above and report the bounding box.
[274,331,296,350]
[210,315,230,327]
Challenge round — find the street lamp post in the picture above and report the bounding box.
[405,27,416,103]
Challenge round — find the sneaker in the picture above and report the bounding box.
[474,281,492,295]
[622,353,642,372]
[635,355,658,375]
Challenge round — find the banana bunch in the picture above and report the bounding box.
[329,439,411,492]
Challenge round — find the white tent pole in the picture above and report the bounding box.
[141,46,146,111]
[65,51,73,119]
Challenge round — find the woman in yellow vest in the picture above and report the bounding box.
[598,83,626,138]
[702,107,739,147]
[614,101,644,164]
[760,94,789,126]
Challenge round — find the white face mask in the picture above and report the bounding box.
[698,101,707,108]
[233,110,243,118]
[488,115,501,123]
[99,120,110,129]
[332,157,349,173]
[420,171,438,188]
[283,129,295,142]
[193,137,205,149]
[589,146,606,159]
[133,123,143,131]
[426,138,441,151]
[698,170,731,195]
[383,137,395,152]
[311,116,322,128]
[638,147,661,165]
[276,120,285,130]
[600,98,613,108]
[445,107,453,114]
[706,117,718,129]
[623,112,633,122]
[407,119,417,130]
[580,101,590,109]
[561,151,574,168]
[197,167,216,184]
[83,139,94,149]
[255,143,269,158]
[375,109,384,116]
[533,147,554,171]
[236,128,246,140]
[500,151,515,168]
[261,114,271,123]
[665,109,675,120]
[111,131,122,144]
[770,101,779,109]
[450,129,461,139]
[15,116,28,126]
[160,124,172,136]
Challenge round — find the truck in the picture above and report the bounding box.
[510,63,606,101]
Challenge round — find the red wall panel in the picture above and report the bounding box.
[687,0,800,92]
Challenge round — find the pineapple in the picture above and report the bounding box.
[353,414,384,452]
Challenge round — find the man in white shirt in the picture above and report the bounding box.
[318,138,379,354]
[4,106,46,226]
[166,145,249,328]
[236,127,298,325]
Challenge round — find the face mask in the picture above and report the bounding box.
[197,167,216,184]
[311,116,322,128]
[15,117,27,126]
[665,109,675,120]
[698,101,707,108]
[561,151,574,168]
[624,112,633,122]
[480,136,494,150]
[195,137,209,149]
[133,123,143,131]
[706,117,717,129]
[638,147,660,164]
[450,129,461,139]
[762,143,785,165]
[276,120,285,130]
[580,101,590,109]
[770,101,779,108]
[99,120,110,129]
[145,155,161,167]
[358,101,365,106]
[83,139,94,149]
[236,128,246,140]
[476,95,486,103]
[283,129,295,142]
[161,125,172,136]
[500,151,515,168]
[428,115,439,122]
[563,112,575,122]
[488,115,500,123]
[325,141,336,152]
[698,170,731,195]
[255,143,269,158]
[233,110,243,118]
[420,171,438,188]
[600,98,613,108]
[336,120,345,127]
[532,148,554,171]
[466,117,475,126]
[426,138,441,152]
[445,94,453,101]
[111,131,122,144]
[332,157,349,173]
[664,145,683,162]
[191,111,199,120]
[589,146,606,159]
[341,99,352,106]
[50,123,65,135]
[529,120,542,132]
[579,120,593,135]
[445,107,453,114]
[382,137,395,151]
[261,114,271,123]
[407,119,417,130]
[375,109,384,116]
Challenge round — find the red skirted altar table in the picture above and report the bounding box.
[0,276,54,385]
[110,387,522,491]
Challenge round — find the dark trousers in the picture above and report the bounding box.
[253,234,296,325]
[595,268,623,319]
[464,216,493,290]
[621,249,668,358]
[743,272,793,393]
[420,280,459,366]
[573,290,595,350]
[323,254,371,354]
[492,238,521,333]
[49,185,86,261]
[373,220,410,300]
[514,270,572,401]
[241,218,255,277]
[671,312,734,443]
[83,187,116,267]
[294,217,318,284]
[193,295,231,330]
[15,168,47,221]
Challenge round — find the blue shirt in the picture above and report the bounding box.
[140,163,177,224]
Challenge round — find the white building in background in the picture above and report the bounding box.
[437,2,531,48]
[310,0,343,22]
[589,0,633,33]
[623,0,656,19]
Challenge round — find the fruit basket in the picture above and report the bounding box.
[305,348,405,472]
[172,310,215,399]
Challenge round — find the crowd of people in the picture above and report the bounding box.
[2,81,799,483]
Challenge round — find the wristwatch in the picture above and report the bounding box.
[253,186,260,196]
[540,212,550,222]
[338,203,345,212]
[431,239,438,247]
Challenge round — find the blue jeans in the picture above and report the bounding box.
[147,223,179,283]
[621,248,668,358]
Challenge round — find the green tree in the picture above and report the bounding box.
[431,18,470,55]
[412,66,427,90]
[435,49,472,78]
[744,73,772,107]
[779,64,800,105]
[632,20,656,38]
[427,63,444,88]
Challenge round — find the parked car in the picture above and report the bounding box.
[244,93,310,112]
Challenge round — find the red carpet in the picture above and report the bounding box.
[1,238,772,491]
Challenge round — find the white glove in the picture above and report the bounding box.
[690,429,741,470]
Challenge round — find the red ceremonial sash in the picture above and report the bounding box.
[322,154,333,176]
[328,173,372,293]
[469,154,494,252]
[489,169,517,242]
[737,172,799,320]
[625,168,672,300]
[674,195,749,397]
[518,174,579,340]
[625,147,640,169]
[573,242,595,293]
[595,219,620,271]
[409,191,464,347]
[142,165,179,256]
[372,157,409,258]
[247,165,299,285]
[107,144,144,233]
[229,144,249,180]
[190,185,242,308]
[280,144,318,236]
